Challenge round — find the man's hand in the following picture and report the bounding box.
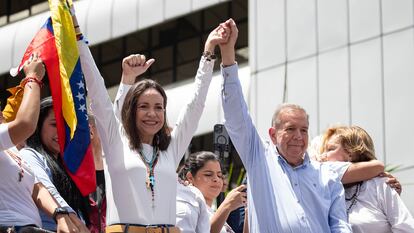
[218,19,238,66]
[204,23,230,53]
[380,172,402,195]
[121,54,155,85]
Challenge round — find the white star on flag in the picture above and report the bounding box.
[77,81,85,90]
[76,92,84,101]
[78,104,86,112]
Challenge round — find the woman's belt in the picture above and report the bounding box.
[106,224,180,233]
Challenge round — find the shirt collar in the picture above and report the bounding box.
[276,147,310,169]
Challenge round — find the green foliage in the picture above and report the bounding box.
[385,164,414,173]
[385,164,402,173]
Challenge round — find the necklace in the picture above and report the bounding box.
[345,182,361,215]
[5,149,24,182]
[138,146,160,207]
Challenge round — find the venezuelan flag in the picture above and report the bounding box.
[13,0,96,195]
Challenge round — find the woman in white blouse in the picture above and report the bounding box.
[75,10,234,231]
[320,125,414,233]
[177,151,247,233]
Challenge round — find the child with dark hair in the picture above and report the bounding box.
[177,151,247,233]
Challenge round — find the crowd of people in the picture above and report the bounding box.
[1,7,414,233]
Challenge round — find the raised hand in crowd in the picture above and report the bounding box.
[7,52,45,145]
[23,53,46,82]
[204,20,230,55]
[121,54,155,85]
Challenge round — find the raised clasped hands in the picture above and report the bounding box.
[218,19,238,52]
[205,18,238,66]
[205,20,231,52]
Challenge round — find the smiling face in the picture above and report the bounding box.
[135,88,165,144]
[40,109,60,156]
[270,108,309,166]
[187,160,223,206]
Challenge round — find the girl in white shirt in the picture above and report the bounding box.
[177,151,247,233]
[320,125,414,233]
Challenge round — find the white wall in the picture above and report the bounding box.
[249,0,414,214]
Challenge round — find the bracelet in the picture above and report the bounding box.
[76,33,84,41]
[202,51,216,61]
[52,207,69,223]
[21,76,43,88]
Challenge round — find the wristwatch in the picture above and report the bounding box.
[52,207,69,223]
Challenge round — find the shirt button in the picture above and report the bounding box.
[294,183,298,186]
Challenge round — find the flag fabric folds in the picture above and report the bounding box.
[12,0,95,195]
[2,86,24,122]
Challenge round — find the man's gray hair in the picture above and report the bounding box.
[271,103,309,127]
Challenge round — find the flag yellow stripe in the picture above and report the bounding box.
[49,0,78,138]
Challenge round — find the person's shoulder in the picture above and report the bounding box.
[323,161,351,168]
[177,184,205,209]
[19,147,45,160]
[322,161,351,175]
[189,185,205,200]
[177,182,204,207]
[20,147,42,155]
[314,161,345,182]
[369,176,388,187]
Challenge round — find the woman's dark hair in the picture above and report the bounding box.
[178,151,220,181]
[121,79,171,151]
[26,97,89,224]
